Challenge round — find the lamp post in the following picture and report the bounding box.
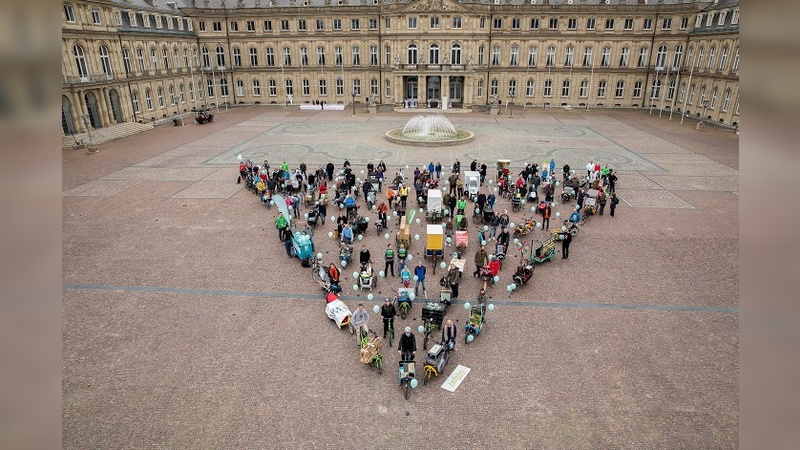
[697,97,709,130]
[351,90,356,117]
[80,114,93,143]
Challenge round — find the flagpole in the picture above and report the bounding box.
[586,61,594,112]
[211,63,219,113]
[680,54,695,125]
[659,70,668,117]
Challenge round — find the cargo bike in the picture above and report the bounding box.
[358,332,384,375]
[425,224,444,274]
[420,301,446,350]
[422,341,451,385]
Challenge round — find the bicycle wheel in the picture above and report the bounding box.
[388,329,393,347]
[376,355,382,375]
[400,303,409,319]
[423,331,429,350]
[404,383,410,400]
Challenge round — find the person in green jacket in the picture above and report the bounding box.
[397,243,408,270]
[384,243,395,277]
[276,212,288,241]
[456,197,467,216]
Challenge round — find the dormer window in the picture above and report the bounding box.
[731,10,739,25]
[129,12,138,27]
[142,14,151,28]
[718,11,727,25]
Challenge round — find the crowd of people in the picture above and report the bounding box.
[244,156,621,361]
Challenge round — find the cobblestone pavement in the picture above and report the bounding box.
[63,106,738,449]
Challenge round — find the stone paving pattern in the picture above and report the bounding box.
[63,107,738,448]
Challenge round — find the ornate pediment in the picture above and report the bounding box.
[400,0,469,14]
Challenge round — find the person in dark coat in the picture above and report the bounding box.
[359,245,371,267]
[326,161,335,181]
[561,230,572,259]
[610,193,619,217]
[398,327,417,360]
[381,298,397,338]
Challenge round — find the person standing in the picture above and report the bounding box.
[351,304,370,340]
[276,212,288,242]
[326,161,335,181]
[318,201,327,226]
[284,226,294,257]
[608,170,618,193]
[435,162,442,179]
[428,162,435,177]
[470,159,478,171]
[562,163,571,181]
[446,263,460,299]
[598,192,607,215]
[456,175,464,199]
[448,172,458,197]
[561,230,572,259]
[441,319,457,351]
[414,261,427,298]
[399,184,409,208]
[473,245,488,277]
[586,160,594,178]
[381,298,397,339]
[384,244,395,277]
[542,203,551,231]
[610,193,619,217]
[480,162,488,184]
[359,245,371,267]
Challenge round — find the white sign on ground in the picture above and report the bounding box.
[441,364,470,392]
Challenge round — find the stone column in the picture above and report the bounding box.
[441,75,449,109]
[73,90,87,133]
[418,75,426,108]
[98,88,113,126]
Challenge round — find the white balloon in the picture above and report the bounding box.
[353,271,359,279]
[384,233,390,239]
[410,378,418,389]
[419,208,424,213]
[476,208,481,214]
[550,202,556,207]
[532,206,537,212]
[488,179,493,185]
[406,164,410,169]
[360,170,365,174]
[510,284,516,291]
[407,254,413,261]
[393,211,398,216]
[413,275,419,281]
[417,325,425,333]
[409,293,416,300]
[481,240,486,246]
[440,261,447,268]
[368,293,374,301]
[353,284,359,291]
[466,334,474,342]
[331,216,336,222]
[358,234,363,241]
[339,204,344,209]
[445,209,450,215]
[372,304,380,313]
[536,222,542,228]
[317,253,323,259]
[555,212,561,218]
[488,303,495,311]
[379,270,385,277]
[328,231,334,238]
[561,226,567,232]
[415,234,420,240]
[484,225,489,231]
[304,213,309,219]
[493,275,500,283]
[507,285,513,292]
[509,222,516,229]
[364,216,370,222]
[415,218,421,224]
[493,187,498,192]
[270,200,275,205]
[556,181,560,186]
[341,260,347,267]
[513,238,519,244]
[446,237,452,243]
[464,302,471,310]
[372,205,377,210]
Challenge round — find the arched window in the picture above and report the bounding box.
[216,45,225,68]
[220,77,229,97]
[564,46,574,67]
[561,79,570,97]
[74,45,89,78]
[722,89,731,111]
[451,44,461,65]
[667,78,676,100]
[615,80,625,98]
[144,88,153,110]
[510,45,519,67]
[544,79,553,97]
[601,47,611,67]
[527,46,537,67]
[253,79,261,96]
[597,80,607,98]
[655,44,667,68]
[719,46,729,71]
[580,80,589,98]
[490,78,499,96]
[207,78,215,98]
[250,47,259,67]
[508,79,517,97]
[672,45,684,69]
[300,46,309,67]
[233,47,242,67]
[157,86,165,107]
[351,46,360,66]
[429,44,439,64]
[706,46,716,70]
[710,86,718,108]
[526,78,535,97]
[237,79,245,96]
[99,45,113,77]
[168,85,175,105]
[131,90,140,113]
[162,46,170,70]
[173,45,181,69]
[407,44,418,64]
[266,47,275,67]
[582,46,592,67]
[650,77,661,99]
[201,46,210,67]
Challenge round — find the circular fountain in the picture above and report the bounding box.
[385,114,474,146]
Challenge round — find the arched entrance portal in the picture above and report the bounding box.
[62,95,76,135]
[109,89,124,123]
[84,91,101,128]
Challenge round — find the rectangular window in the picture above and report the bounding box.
[316,19,325,31]
[546,46,555,67]
[508,79,516,97]
[351,18,359,30]
[580,80,588,98]
[352,46,361,66]
[317,47,326,66]
[385,17,390,29]
[718,11,727,26]
[680,17,689,30]
[299,19,307,31]
[247,20,256,32]
[722,90,731,112]
[213,21,222,31]
[564,47,574,67]
[597,81,606,98]
[605,18,614,30]
[233,48,241,67]
[586,18,595,30]
[527,46,537,67]
[319,79,327,96]
[142,15,151,28]
[370,79,378,96]
[335,47,342,66]
[567,18,577,30]
[64,5,76,23]
[638,47,648,68]
[155,15,163,29]
[284,79,293,96]
[266,48,275,67]
[250,48,259,67]
[549,18,558,30]
[408,17,417,29]
[283,48,291,67]
[431,17,439,29]
[385,45,391,65]
[582,47,592,67]
[526,79,535,97]
[302,79,310,96]
[490,79,498,97]
[662,18,672,30]
[353,79,361,96]
[91,9,101,25]
[478,46,484,66]
[707,47,716,70]
[480,17,486,29]
[624,18,633,30]
[477,79,483,98]
[544,79,552,97]
[114,11,122,26]
[281,20,290,31]
[123,49,132,74]
[333,19,342,31]
[688,84,695,104]
[643,18,653,30]
[561,80,570,97]
[732,48,739,72]
[253,80,261,96]
[493,18,502,30]
[229,21,238,32]
[615,80,624,98]
[369,18,377,30]
[530,18,539,30]
[300,47,309,67]
[336,78,344,96]
[370,46,378,66]
[131,91,139,112]
[510,47,519,66]
[732,10,739,25]
[719,47,729,71]
[491,46,500,67]
[130,12,139,27]
[633,81,643,98]
[453,17,462,29]
[385,80,391,97]
[264,20,272,32]
[601,47,611,67]
[269,79,277,96]
[512,18,521,30]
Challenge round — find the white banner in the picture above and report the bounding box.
[325,300,351,329]
[441,364,470,392]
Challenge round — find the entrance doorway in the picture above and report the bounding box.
[62,95,76,135]
[426,76,441,107]
[449,76,464,107]
[84,91,101,128]
[109,89,124,123]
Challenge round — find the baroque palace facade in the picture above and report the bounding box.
[61,0,739,134]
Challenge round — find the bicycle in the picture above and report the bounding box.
[384,318,394,348]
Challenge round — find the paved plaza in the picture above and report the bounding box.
[63,107,738,448]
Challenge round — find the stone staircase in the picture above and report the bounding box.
[62,122,154,149]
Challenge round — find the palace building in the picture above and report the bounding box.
[61,0,739,134]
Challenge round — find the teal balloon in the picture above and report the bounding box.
[353,271,359,279]
[353,284,359,291]
[379,271,385,277]
[466,334,474,342]
[304,213,309,219]
[317,253,323,259]
[440,261,447,269]
[372,304,380,313]
[417,325,425,333]
[510,283,517,290]
[410,379,418,389]
[463,302,471,310]
[358,234,363,241]
[407,254,413,261]
[368,293,374,301]
[384,233,390,239]
[364,216,370,222]
[488,303,495,311]
[328,231,334,238]
[506,285,513,292]
[341,260,347,267]
[484,225,489,231]
[493,276,499,283]
[409,293,416,300]
[413,275,419,281]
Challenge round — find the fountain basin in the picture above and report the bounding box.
[385,114,474,146]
